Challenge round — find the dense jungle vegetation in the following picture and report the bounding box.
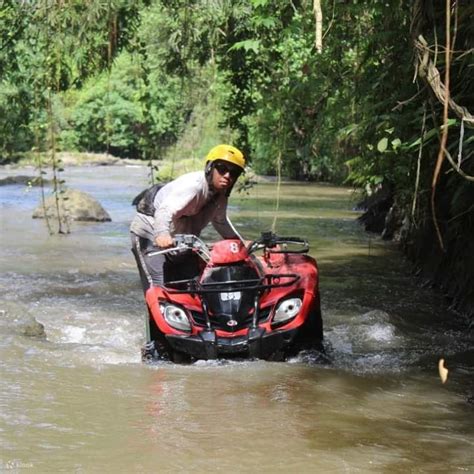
[0,0,473,318]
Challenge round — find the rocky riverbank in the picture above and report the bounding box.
[1,152,144,169]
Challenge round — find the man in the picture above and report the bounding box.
[130,144,245,290]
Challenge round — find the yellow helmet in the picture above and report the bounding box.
[205,144,246,171]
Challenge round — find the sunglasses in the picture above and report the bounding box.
[214,162,241,179]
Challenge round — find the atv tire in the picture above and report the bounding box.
[141,340,159,361]
[286,299,324,357]
[170,350,192,364]
[141,340,172,362]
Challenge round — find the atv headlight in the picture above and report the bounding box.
[160,303,191,332]
[273,298,302,324]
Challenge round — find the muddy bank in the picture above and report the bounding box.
[403,216,474,324]
[358,187,474,323]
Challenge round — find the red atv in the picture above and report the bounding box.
[141,232,323,362]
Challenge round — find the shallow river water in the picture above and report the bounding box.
[0,165,473,473]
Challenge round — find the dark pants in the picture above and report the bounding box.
[130,233,200,292]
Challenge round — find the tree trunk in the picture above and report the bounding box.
[313,0,323,53]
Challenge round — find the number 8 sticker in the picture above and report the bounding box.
[229,242,239,253]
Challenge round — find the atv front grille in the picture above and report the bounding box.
[191,307,271,331]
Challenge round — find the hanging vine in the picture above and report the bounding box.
[33,84,52,235]
[32,1,70,234]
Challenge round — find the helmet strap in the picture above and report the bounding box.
[205,161,213,178]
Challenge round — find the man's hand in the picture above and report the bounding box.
[155,233,174,248]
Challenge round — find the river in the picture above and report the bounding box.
[0,164,473,472]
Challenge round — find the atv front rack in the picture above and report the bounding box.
[163,273,300,295]
[163,273,300,334]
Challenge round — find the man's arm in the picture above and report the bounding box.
[211,196,243,241]
[153,185,197,247]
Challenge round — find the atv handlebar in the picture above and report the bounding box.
[147,234,211,261]
[247,231,309,255]
[147,231,309,259]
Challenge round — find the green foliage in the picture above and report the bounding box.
[60,54,140,156]
[1,0,473,199]
[0,82,32,162]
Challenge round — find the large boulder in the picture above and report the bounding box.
[32,188,111,222]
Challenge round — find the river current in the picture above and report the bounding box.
[0,165,473,472]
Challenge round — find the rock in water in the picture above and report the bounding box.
[32,188,111,222]
[20,316,46,339]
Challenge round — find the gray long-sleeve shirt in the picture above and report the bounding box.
[130,171,241,242]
